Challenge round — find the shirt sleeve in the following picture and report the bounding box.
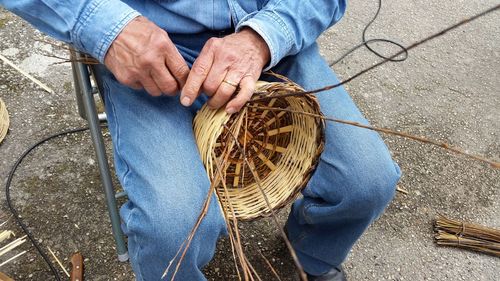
[235,0,346,70]
[0,0,140,63]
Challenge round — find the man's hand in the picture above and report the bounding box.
[180,28,270,114]
[104,16,189,96]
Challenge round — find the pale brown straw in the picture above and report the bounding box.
[0,98,9,144]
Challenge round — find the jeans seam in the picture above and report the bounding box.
[286,204,316,246]
[104,80,132,188]
[292,228,311,245]
[104,79,145,280]
[128,209,145,281]
[303,202,321,225]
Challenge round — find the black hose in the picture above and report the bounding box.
[5,127,89,281]
[330,0,408,66]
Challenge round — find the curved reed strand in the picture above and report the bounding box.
[0,98,9,144]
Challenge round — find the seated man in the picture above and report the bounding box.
[1,1,401,280]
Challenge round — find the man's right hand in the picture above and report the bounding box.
[104,16,189,97]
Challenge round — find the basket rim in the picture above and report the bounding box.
[193,80,326,221]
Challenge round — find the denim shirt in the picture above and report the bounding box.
[1,0,345,69]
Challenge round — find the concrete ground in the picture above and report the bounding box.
[0,0,498,280]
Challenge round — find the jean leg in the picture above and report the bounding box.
[95,65,226,281]
[271,44,401,275]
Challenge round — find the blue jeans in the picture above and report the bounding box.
[95,32,401,280]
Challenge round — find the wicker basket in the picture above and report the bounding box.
[194,81,325,220]
[0,98,9,144]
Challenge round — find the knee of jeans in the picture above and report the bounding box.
[124,197,225,260]
[345,162,401,217]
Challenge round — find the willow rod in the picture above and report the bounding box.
[251,4,500,102]
[163,138,235,280]
[249,105,500,169]
[223,124,308,281]
[214,152,257,280]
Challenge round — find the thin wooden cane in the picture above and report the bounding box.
[215,111,261,280]
[163,142,233,280]
[222,124,308,281]
[250,106,500,169]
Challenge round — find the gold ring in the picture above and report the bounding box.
[222,80,238,87]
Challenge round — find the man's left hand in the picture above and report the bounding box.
[180,28,270,114]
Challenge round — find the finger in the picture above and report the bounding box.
[206,70,243,109]
[140,74,163,97]
[164,47,190,88]
[180,40,216,107]
[151,63,179,96]
[225,75,256,114]
[202,63,230,96]
[202,69,228,97]
[128,81,143,90]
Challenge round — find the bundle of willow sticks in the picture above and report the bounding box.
[434,215,500,257]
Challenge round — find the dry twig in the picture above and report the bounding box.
[163,115,244,280]
[0,235,26,257]
[0,216,12,228]
[216,111,260,280]
[252,4,500,103]
[257,250,282,281]
[0,250,27,268]
[223,123,308,281]
[0,53,54,94]
[249,105,500,169]
[47,247,70,277]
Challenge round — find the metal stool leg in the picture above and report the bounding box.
[73,59,129,262]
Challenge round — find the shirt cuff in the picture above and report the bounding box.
[235,9,293,71]
[72,0,141,63]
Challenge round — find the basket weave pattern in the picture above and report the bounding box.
[194,81,325,220]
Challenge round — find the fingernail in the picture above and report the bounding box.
[181,96,191,106]
[226,107,236,114]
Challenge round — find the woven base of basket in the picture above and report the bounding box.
[0,98,9,144]
[194,80,325,221]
